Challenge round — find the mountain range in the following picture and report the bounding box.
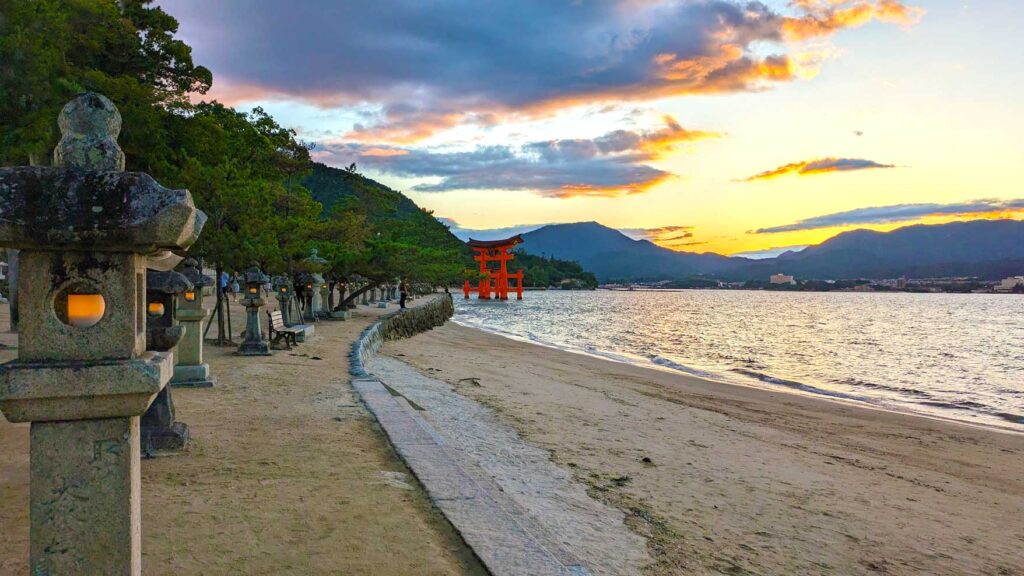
[518,220,1024,282]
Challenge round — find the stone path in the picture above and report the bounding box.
[361,354,650,576]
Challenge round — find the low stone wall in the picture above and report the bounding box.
[350,293,454,377]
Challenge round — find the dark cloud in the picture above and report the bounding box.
[743,157,896,181]
[317,116,715,197]
[160,0,922,142]
[750,199,1024,234]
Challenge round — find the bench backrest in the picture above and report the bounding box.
[268,310,286,331]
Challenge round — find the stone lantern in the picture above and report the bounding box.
[272,274,294,325]
[0,93,205,574]
[170,258,215,388]
[317,276,332,319]
[237,263,271,356]
[331,277,351,320]
[303,248,328,319]
[297,272,317,323]
[143,270,193,452]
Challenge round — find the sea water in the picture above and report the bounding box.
[453,290,1024,430]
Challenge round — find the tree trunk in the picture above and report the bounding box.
[340,282,377,309]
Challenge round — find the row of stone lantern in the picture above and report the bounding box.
[0,92,406,574]
[0,93,207,574]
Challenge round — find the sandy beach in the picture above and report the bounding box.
[380,322,1024,576]
[0,302,485,576]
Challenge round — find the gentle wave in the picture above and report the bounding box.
[452,291,1024,430]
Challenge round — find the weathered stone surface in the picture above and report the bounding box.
[171,258,214,387]
[237,264,271,356]
[16,250,147,362]
[53,92,126,172]
[30,416,142,576]
[0,168,205,252]
[0,351,172,422]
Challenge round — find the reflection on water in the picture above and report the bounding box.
[454,290,1024,430]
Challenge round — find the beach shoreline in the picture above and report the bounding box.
[380,321,1024,575]
[451,317,1024,436]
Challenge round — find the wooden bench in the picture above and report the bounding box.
[267,310,302,349]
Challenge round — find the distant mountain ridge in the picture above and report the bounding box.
[519,220,1024,281]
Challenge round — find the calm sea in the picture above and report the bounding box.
[453,290,1024,430]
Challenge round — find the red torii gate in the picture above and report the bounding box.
[464,235,524,300]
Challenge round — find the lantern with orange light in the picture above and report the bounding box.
[170,258,215,388]
[237,263,271,356]
[0,93,206,574]
[141,269,193,452]
[272,275,295,325]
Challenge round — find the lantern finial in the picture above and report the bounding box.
[54,92,126,172]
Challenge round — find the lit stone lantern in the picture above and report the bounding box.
[0,93,205,575]
[142,270,193,452]
[272,274,294,325]
[331,278,351,320]
[317,277,332,319]
[298,272,317,323]
[170,258,215,388]
[237,263,271,356]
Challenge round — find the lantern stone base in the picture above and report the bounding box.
[141,388,189,453]
[237,339,272,356]
[30,416,142,575]
[170,363,215,388]
[142,421,189,453]
[330,310,351,320]
[291,324,315,342]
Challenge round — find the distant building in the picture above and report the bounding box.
[995,276,1024,293]
[770,273,796,285]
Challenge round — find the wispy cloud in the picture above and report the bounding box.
[437,218,545,242]
[619,225,706,250]
[164,0,923,143]
[750,198,1024,234]
[732,244,809,258]
[782,0,925,41]
[316,116,716,198]
[743,157,896,181]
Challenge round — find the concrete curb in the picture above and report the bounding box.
[350,295,593,576]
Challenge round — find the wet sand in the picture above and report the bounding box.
[381,322,1024,576]
[0,302,485,575]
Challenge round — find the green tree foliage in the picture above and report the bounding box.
[0,0,211,165]
[2,0,464,313]
[508,250,597,289]
[303,163,468,302]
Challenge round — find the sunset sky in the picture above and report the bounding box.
[160,0,1024,256]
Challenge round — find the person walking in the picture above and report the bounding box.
[230,273,241,302]
[399,280,408,310]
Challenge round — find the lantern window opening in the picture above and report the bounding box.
[147,301,166,318]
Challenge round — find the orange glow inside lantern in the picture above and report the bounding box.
[147,302,165,317]
[306,283,312,289]
[183,290,196,302]
[248,286,258,295]
[281,287,288,293]
[67,294,106,328]
[321,284,327,289]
